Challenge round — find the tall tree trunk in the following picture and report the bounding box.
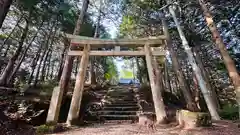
[41,25,57,82]
[46,50,52,80]
[161,16,198,111]
[136,57,142,83]
[50,60,55,80]
[168,5,220,120]
[0,14,23,53]
[7,21,43,85]
[74,57,80,78]
[198,0,240,116]
[164,59,172,92]
[59,0,89,91]
[28,44,43,84]
[141,56,149,84]
[35,21,55,85]
[193,74,201,110]
[0,15,30,86]
[7,30,38,85]
[33,49,46,87]
[0,0,13,28]
[193,46,220,110]
[40,48,50,82]
[47,0,90,123]
[88,2,101,85]
[57,39,68,81]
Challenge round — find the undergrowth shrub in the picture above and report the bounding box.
[219,104,239,120]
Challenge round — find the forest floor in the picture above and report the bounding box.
[48,120,240,135]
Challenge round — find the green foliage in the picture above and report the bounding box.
[36,123,67,135]
[17,0,40,10]
[58,2,95,36]
[120,15,137,36]
[215,61,227,71]
[59,3,78,33]
[102,57,119,83]
[120,69,133,79]
[0,34,8,39]
[36,124,55,135]
[219,104,239,120]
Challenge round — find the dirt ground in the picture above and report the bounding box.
[48,120,240,135]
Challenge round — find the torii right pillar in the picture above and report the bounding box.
[144,44,167,123]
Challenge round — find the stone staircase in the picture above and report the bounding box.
[98,85,139,122]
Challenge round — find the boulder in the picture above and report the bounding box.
[176,109,212,129]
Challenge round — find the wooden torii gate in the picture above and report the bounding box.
[47,34,167,125]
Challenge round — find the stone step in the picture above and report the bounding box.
[103,120,133,124]
[95,91,108,95]
[103,101,138,105]
[104,103,138,107]
[106,92,134,95]
[103,106,139,111]
[107,89,133,92]
[98,111,137,115]
[104,95,135,99]
[105,95,136,99]
[106,91,134,94]
[103,99,137,103]
[100,115,138,120]
[97,90,134,95]
[97,86,140,121]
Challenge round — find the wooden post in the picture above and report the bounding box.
[66,44,90,126]
[144,44,167,123]
[46,86,62,123]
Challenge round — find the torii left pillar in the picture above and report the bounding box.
[66,44,90,126]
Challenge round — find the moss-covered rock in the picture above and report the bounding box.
[177,109,212,129]
[36,124,55,135]
[35,123,68,135]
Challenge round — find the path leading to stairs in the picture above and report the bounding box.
[49,120,239,135]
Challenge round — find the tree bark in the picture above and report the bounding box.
[59,0,89,91]
[164,59,172,92]
[198,0,240,116]
[6,20,43,85]
[136,57,142,83]
[161,16,198,111]
[7,30,38,85]
[34,21,55,86]
[28,43,43,84]
[0,14,23,53]
[40,48,50,82]
[57,39,68,81]
[33,47,47,87]
[41,25,57,82]
[47,0,90,124]
[193,46,220,110]
[74,57,80,78]
[0,14,30,86]
[0,0,13,28]
[46,50,52,80]
[50,60,55,80]
[88,2,101,85]
[168,5,220,120]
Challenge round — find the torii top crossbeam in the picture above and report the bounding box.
[66,34,166,56]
